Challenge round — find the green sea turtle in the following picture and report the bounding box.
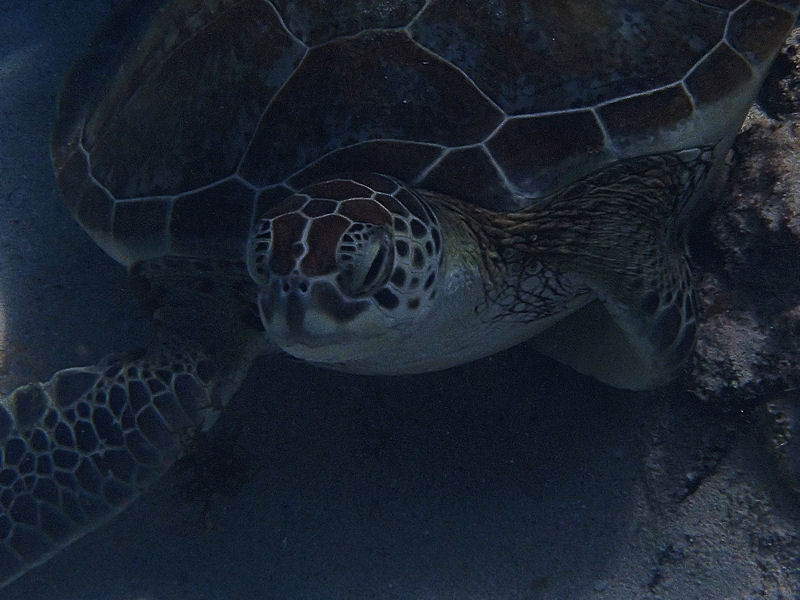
[1,0,797,588]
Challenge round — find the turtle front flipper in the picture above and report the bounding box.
[0,347,245,588]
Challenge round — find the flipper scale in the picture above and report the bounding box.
[0,349,218,587]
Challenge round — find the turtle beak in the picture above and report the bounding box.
[257,277,308,342]
[257,274,373,350]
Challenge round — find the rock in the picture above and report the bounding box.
[759,28,800,117]
[690,28,800,496]
[758,394,800,497]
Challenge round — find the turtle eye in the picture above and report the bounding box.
[336,224,393,297]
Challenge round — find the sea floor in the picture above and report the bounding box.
[2,2,800,599]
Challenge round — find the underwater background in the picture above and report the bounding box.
[1,1,800,598]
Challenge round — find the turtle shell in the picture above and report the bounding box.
[52,0,799,266]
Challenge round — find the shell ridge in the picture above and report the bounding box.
[263,0,310,50]
[405,30,508,118]
[284,139,447,188]
[404,0,436,31]
[234,48,310,182]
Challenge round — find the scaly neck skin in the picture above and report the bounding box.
[351,192,593,374]
[430,189,594,317]
[430,147,699,314]
[402,150,704,384]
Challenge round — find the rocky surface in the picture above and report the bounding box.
[691,111,800,402]
[690,29,800,504]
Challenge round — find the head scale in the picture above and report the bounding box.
[246,174,443,363]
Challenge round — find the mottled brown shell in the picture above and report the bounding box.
[52,0,799,265]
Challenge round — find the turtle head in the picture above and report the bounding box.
[246,175,444,368]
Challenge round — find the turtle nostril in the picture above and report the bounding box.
[276,273,311,296]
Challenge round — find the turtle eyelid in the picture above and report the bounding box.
[362,244,389,289]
